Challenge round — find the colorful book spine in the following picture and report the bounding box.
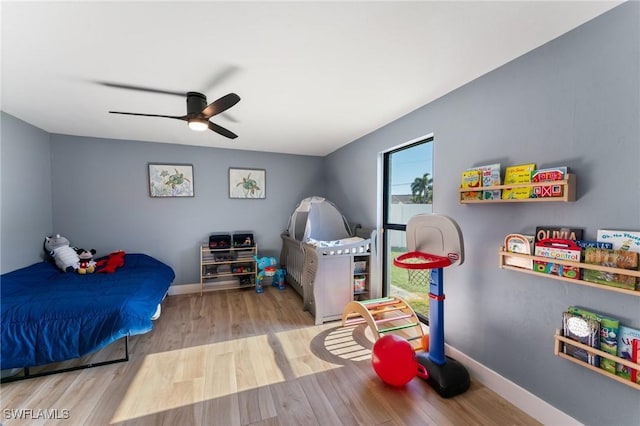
[502,163,535,200]
[530,166,567,198]
[632,339,640,383]
[474,163,501,200]
[534,239,581,280]
[616,326,640,383]
[534,226,583,243]
[567,306,619,374]
[597,229,640,253]
[503,234,534,270]
[562,312,599,366]
[583,248,639,290]
[460,169,482,201]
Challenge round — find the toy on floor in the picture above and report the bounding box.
[393,213,469,398]
[253,255,286,293]
[371,334,418,387]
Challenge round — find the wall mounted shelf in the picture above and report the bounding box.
[460,174,576,204]
[498,249,640,297]
[554,329,640,390]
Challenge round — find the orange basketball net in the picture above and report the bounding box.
[393,251,451,270]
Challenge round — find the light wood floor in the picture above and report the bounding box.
[1,286,541,425]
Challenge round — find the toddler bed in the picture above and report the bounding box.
[280,197,376,324]
[1,253,174,381]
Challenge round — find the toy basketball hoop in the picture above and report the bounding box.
[395,214,469,398]
[393,251,451,270]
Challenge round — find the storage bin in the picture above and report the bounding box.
[354,275,366,292]
[209,233,231,249]
[233,232,254,248]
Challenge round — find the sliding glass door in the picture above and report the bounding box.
[382,138,433,322]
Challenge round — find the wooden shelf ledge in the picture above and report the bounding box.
[460,174,575,203]
[498,249,640,297]
[553,329,640,391]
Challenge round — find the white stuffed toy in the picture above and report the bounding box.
[44,234,79,272]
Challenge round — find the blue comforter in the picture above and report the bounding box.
[1,253,174,369]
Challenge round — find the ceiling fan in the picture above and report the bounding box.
[99,81,240,139]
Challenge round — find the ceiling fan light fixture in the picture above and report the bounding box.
[188,118,208,131]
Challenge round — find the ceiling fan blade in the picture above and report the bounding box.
[109,111,187,120]
[203,65,240,93]
[219,112,239,123]
[201,93,241,118]
[208,121,238,139]
[97,81,185,97]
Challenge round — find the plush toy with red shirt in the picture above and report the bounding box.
[95,250,126,273]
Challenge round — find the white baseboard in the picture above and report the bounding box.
[167,283,201,296]
[445,344,581,425]
[167,281,246,296]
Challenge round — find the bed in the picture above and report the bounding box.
[1,253,174,380]
[280,197,377,324]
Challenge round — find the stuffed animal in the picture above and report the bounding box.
[44,234,80,272]
[95,250,126,273]
[75,248,97,274]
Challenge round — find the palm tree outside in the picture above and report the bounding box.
[410,172,433,204]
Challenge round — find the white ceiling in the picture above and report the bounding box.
[1,1,621,156]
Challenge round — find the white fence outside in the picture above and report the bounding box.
[388,202,433,247]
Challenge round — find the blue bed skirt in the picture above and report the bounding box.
[1,253,174,369]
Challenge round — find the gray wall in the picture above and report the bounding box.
[1,3,638,424]
[47,134,325,285]
[1,113,53,273]
[325,3,639,425]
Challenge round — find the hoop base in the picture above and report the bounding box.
[416,352,470,398]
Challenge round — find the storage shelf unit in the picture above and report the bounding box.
[200,244,257,295]
[460,174,576,204]
[554,329,640,391]
[498,249,640,297]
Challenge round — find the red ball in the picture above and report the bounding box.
[371,334,418,387]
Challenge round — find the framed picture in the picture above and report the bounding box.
[148,163,194,197]
[229,168,266,199]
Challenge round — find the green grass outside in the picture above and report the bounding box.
[390,249,430,318]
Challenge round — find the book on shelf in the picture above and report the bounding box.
[575,240,613,250]
[503,234,534,270]
[632,339,640,383]
[562,311,599,366]
[616,326,640,383]
[460,169,482,201]
[473,163,501,200]
[501,163,535,200]
[568,306,619,374]
[534,226,583,243]
[534,238,581,280]
[582,247,639,290]
[530,166,567,198]
[596,229,640,253]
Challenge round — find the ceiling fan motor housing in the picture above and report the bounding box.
[186,92,207,116]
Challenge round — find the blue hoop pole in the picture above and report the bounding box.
[428,267,446,366]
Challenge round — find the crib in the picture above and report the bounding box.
[280,197,377,324]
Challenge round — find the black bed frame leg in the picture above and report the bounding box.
[1,336,130,384]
